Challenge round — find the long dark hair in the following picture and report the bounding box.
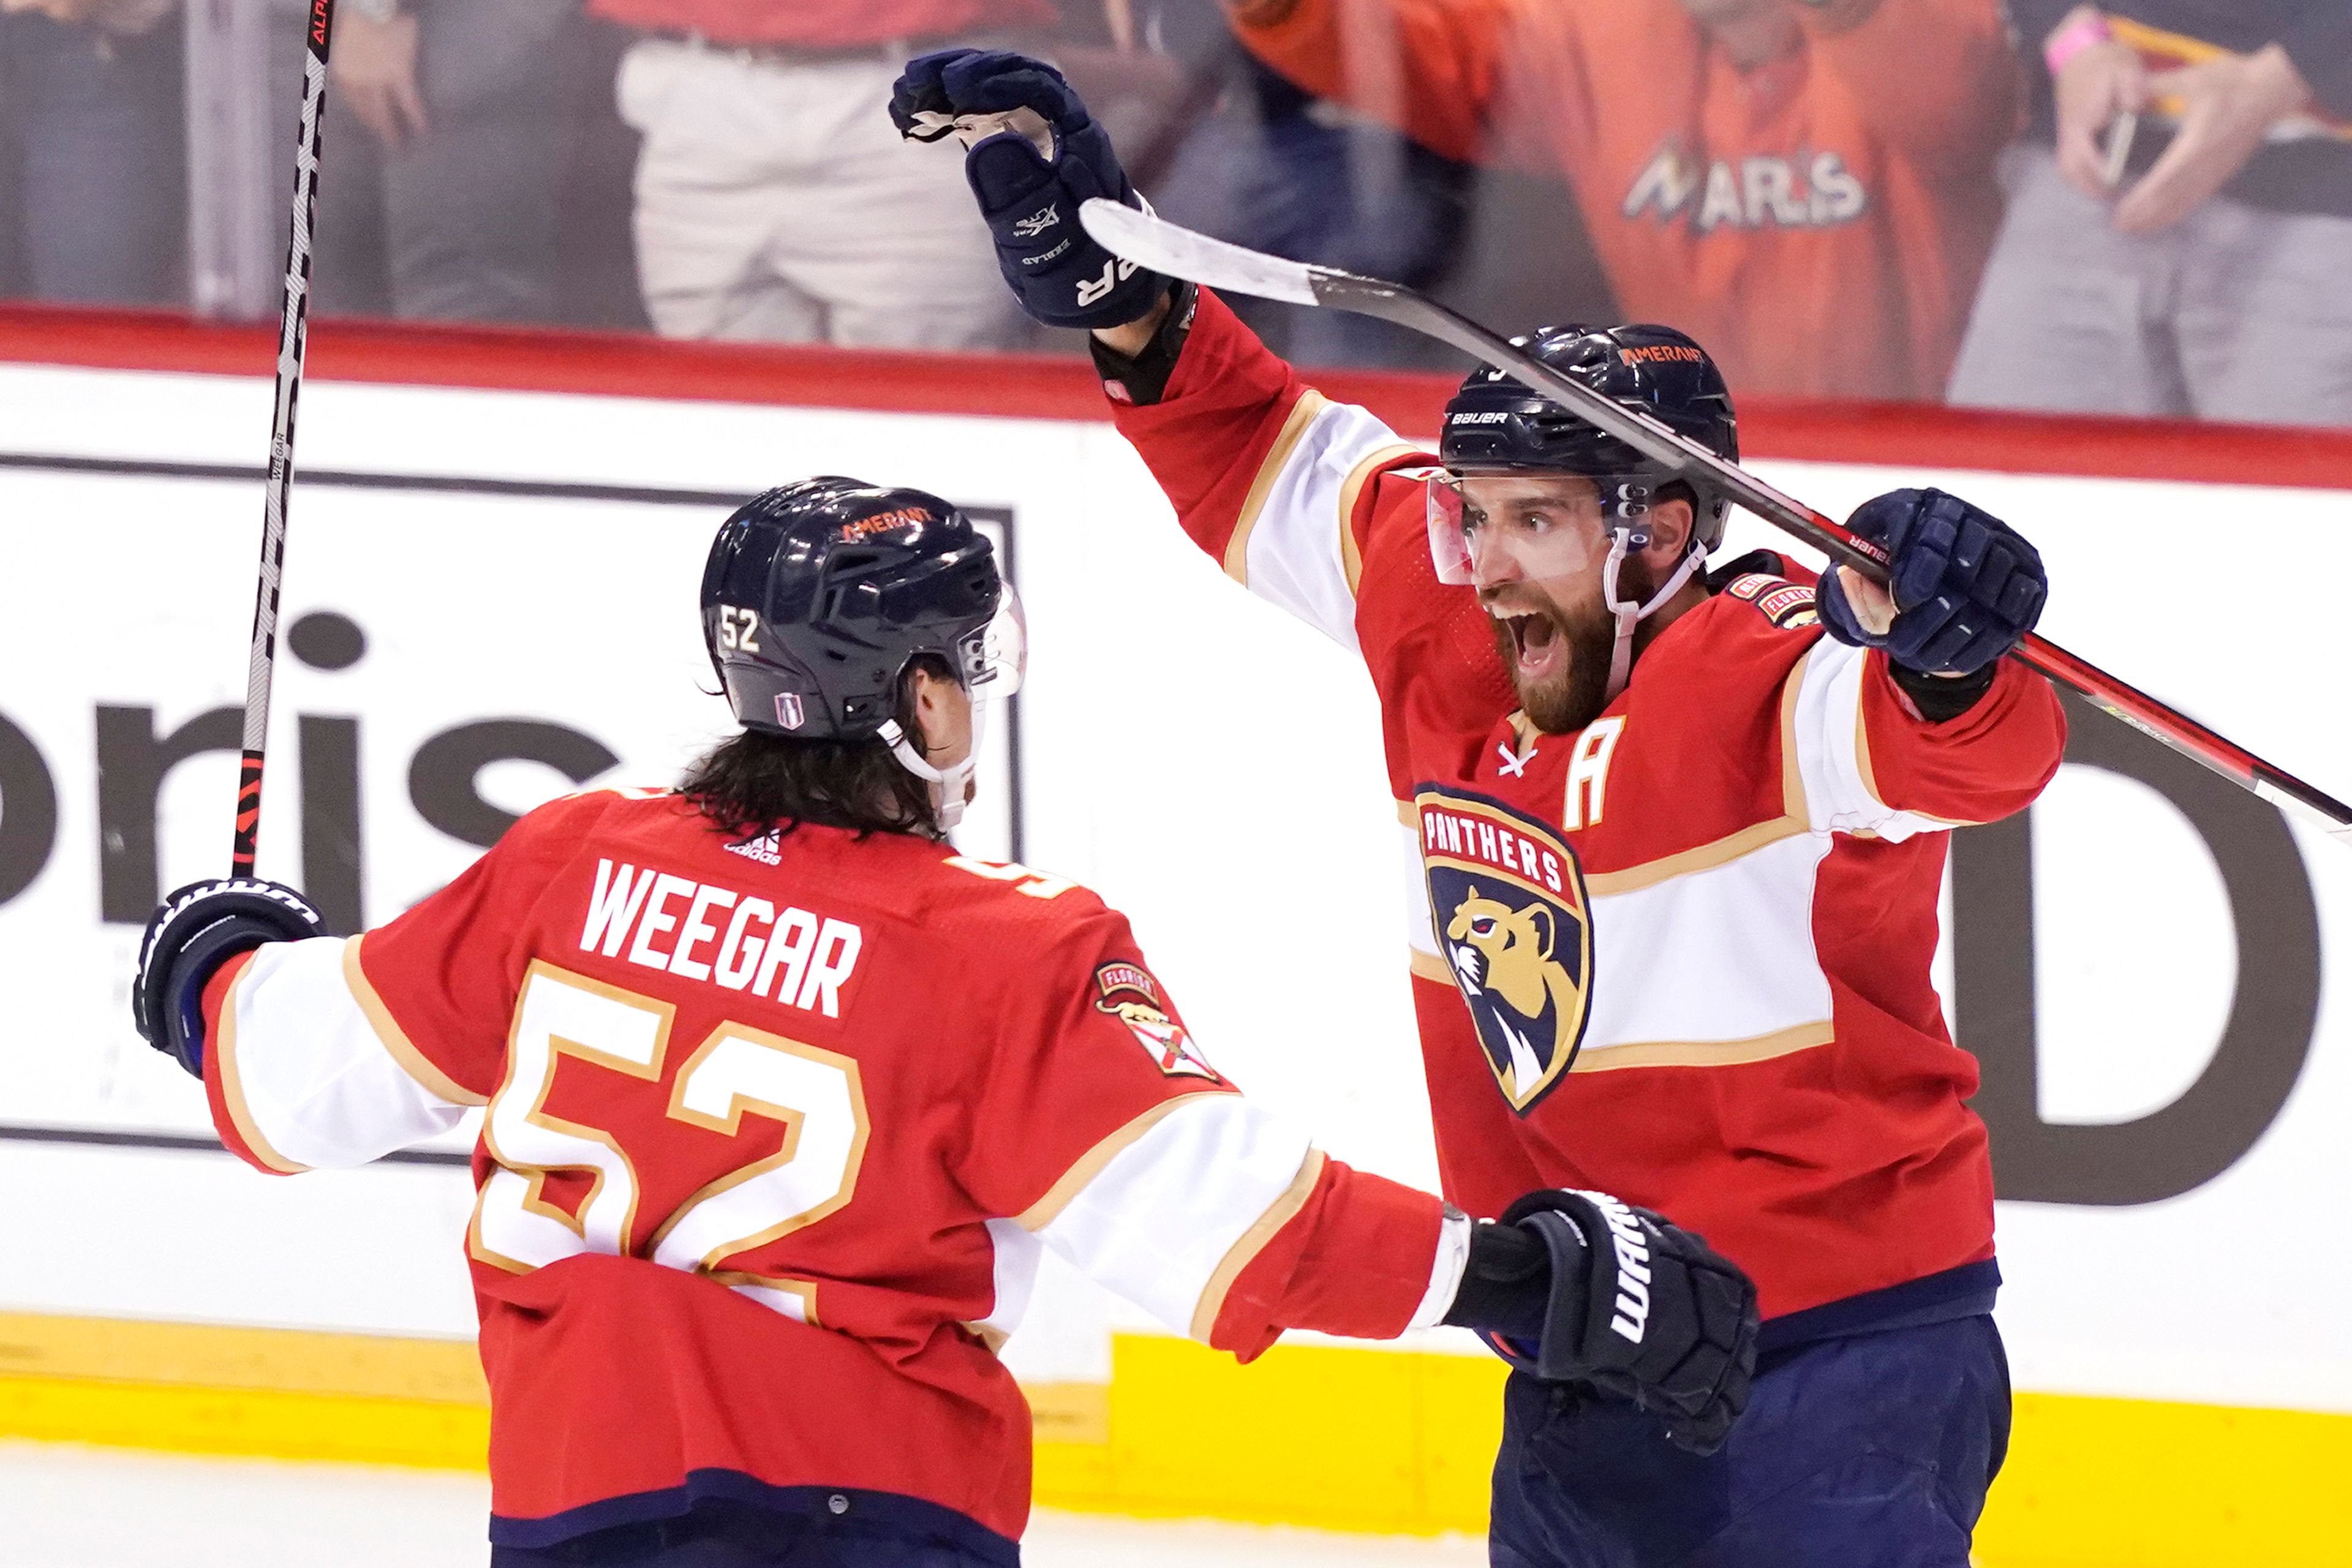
[680,660,946,842]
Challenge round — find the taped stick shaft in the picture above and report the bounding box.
[233,0,337,878]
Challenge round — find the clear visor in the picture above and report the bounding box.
[1426,473,1623,587]
[959,581,1027,702]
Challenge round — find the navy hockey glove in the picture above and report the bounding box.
[132,878,325,1076]
[1447,1189,1759,1455]
[1816,488,2048,677]
[890,48,1166,330]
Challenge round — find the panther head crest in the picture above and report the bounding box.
[1447,884,1576,1027]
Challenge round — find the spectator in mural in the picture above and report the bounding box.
[314,0,584,323]
[592,0,1053,348]
[1948,4,2352,425]
[1217,0,2019,402]
[0,0,184,306]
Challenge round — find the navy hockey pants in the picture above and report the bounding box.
[489,1494,1016,1568]
[1490,1314,2011,1568]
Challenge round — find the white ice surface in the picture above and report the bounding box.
[0,1442,1485,1567]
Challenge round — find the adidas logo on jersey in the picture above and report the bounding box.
[1621,145,1867,233]
[726,832,782,867]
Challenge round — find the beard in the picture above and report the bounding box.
[1488,557,1655,736]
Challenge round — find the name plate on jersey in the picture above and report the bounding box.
[1413,786,1594,1114]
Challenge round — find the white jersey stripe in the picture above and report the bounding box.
[973,1216,1042,1351]
[212,959,306,1176]
[1580,828,1836,1057]
[1224,390,1330,583]
[1014,1092,1218,1230]
[1336,442,1426,594]
[1409,1206,1476,1329]
[1790,638,1953,841]
[1189,1147,1326,1340]
[216,937,471,1170]
[1236,398,1418,651]
[1028,1093,1318,1343]
[345,936,489,1106]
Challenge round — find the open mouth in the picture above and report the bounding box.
[1494,605,1566,685]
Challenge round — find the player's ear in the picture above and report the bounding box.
[1643,495,1695,567]
[905,665,958,756]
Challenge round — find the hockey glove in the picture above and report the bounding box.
[1447,1189,1758,1455]
[890,48,1167,330]
[1816,488,2048,677]
[132,878,325,1076]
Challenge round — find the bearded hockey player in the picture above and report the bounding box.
[130,479,1755,1567]
[902,50,2066,1567]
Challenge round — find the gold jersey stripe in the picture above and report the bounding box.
[1855,688,1983,828]
[1582,813,1809,897]
[1572,1020,1836,1072]
[1223,390,1332,585]
[211,958,307,1176]
[344,935,489,1107]
[1335,442,1427,595]
[1017,1092,1226,1231]
[1189,1147,1328,1343]
[1779,655,1810,824]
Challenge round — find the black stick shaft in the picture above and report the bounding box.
[233,0,337,878]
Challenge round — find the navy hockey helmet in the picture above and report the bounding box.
[700,478,1020,743]
[1439,323,1740,551]
[1436,325,1740,705]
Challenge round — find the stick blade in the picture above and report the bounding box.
[1079,201,1319,307]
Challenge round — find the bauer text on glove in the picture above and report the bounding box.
[1816,488,2048,677]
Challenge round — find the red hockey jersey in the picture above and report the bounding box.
[1109,290,2066,1326]
[197,789,1458,1549]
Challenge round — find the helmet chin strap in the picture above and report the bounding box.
[878,701,989,833]
[1599,529,1708,702]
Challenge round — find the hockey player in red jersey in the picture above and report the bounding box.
[902,48,2066,1567]
[130,478,1755,1566]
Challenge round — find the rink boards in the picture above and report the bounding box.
[1,316,2350,1566]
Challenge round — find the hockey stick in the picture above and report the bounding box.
[232,0,337,876]
[1079,200,2352,848]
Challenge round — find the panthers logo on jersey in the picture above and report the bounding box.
[1415,787,1594,1114]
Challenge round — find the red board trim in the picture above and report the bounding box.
[4,303,2350,491]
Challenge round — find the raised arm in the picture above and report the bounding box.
[1094,284,1427,652]
[893,50,1431,658]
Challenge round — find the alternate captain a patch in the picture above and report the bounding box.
[1094,963,1221,1081]
[1415,787,1594,1114]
